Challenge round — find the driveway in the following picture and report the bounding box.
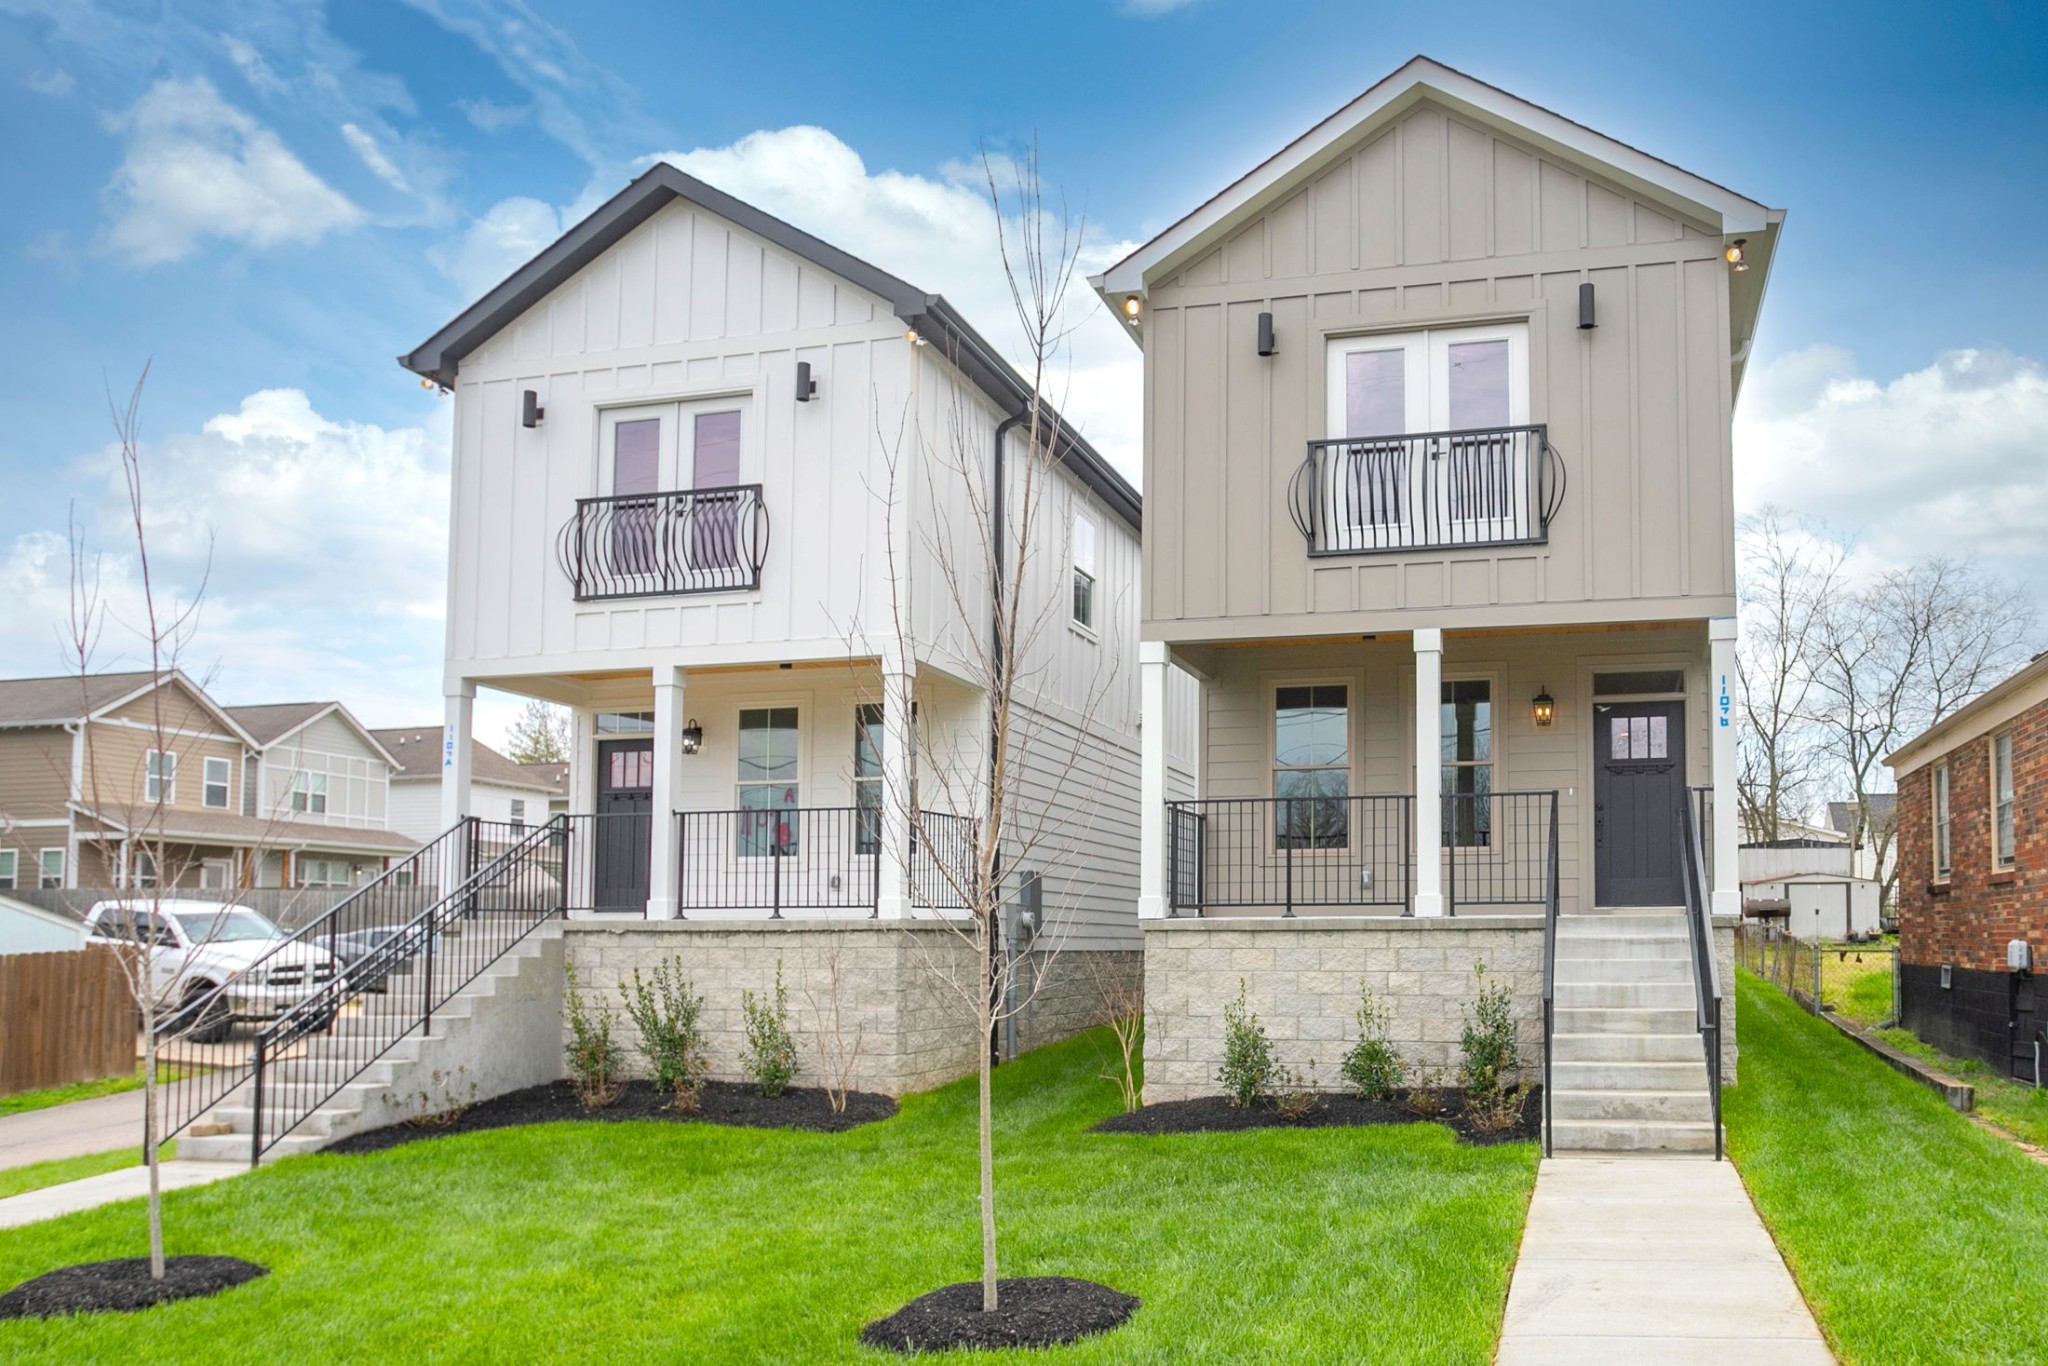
[0,1089,149,1169]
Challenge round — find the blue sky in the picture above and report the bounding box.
[1,0,2044,740]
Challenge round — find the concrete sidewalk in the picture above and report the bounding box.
[0,1160,239,1229]
[1497,1155,1833,1364]
[0,1089,149,1170]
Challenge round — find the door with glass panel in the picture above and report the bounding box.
[597,401,748,588]
[1325,323,1530,549]
[594,737,653,912]
[1593,701,1686,907]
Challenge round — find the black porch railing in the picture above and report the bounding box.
[1164,796,1412,916]
[1443,790,1560,911]
[1287,424,1564,556]
[555,484,769,601]
[911,810,979,911]
[1678,794,1725,1161]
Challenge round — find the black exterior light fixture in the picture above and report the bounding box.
[680,719,703,755]
[1578,282,1597,330]
[1257,310,1276,356]
[1532,688,1555,728]
[795,360,817,402]
[520,389,545,428]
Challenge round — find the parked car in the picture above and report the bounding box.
[84,899,345,1043]
[325,924,424,994]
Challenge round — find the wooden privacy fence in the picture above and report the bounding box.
[0,947,135,1096]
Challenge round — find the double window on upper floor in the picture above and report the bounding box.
[1294,321,1555,556]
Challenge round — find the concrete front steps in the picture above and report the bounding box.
[179,925,564,1164]
[1549,907,1719,1154]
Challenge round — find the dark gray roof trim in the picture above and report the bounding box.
[399,163,1139,531]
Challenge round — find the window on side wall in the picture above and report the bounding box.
[1441,680,1494,848]
[38,848,63,889]
[1932,762,1952,882]
[145,749,175,804]
[1274,685,1349,848]
[0,850,15,891]
[1072,513,1097,631]
[510,798,526,829]
[1993,732,2016,868]
[291,772,328,814]
[203,756,231,809]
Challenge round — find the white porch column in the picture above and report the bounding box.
[1138,641,1169,919]
[877,656,916,919]
[565,706,597,918]
[648,666,686,919]
[1412,629,1445,917]
[440,681,475,831]
[1709,618,1740,920]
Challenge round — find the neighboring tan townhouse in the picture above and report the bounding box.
[370,726,562,843]
[0,673,415,894]
[1106,58,1780,1152]
[1887,653,2048,1078]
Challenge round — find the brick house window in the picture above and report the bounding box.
[1993,732,2015,868]
[1932,761,1952,882]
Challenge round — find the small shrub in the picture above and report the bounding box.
[1217,980,1278,1108]
[1273,1060,1322,1121]
[1402,1062,1449,1118]
[563,964,624,1110]
[618,956,709,1112]
[1465,1082,1529,1134]
[1340,985,1405,1101]
[741,960,799,1098]
[1458,963,1521,1103]
[401,1066,480,1129]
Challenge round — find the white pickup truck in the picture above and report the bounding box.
[84,899,345,1043]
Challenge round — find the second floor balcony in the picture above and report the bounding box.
[1288,423,1563,557]
[556,485,771,602]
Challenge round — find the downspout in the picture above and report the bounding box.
[988,412,1023,1067]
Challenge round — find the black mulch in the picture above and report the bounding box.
[861,1277,1139,1354]
[0,1257,268,1320]
[325,1079,896,1154]
[1090,1086,1542,1146]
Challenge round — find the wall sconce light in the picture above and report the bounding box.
[1724,239,1749,272]
[680,719,703,755]
[1532,689,1555,728]
[520,390,545,428]
[904,328,928,348]
[1121,295,1142,325]
[795,360,817,402]
[1578,282,1597,330]
[1256,311,1276,357]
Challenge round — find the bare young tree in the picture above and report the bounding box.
[795,927,869,1115]
[67,365,214,1282]
[1735,507,1841,840]
[869,141,1127,1314]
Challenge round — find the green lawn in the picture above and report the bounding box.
[0,1066,188,1118]
[1727,970,2048,1365]
[1872,1025,2048,1149]
[0,1029,1537,1363]
[0,1144,178,1202]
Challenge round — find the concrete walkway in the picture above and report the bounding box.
[0,1089,149,1169]
[0,1160,240,1230]
[1497,1155,1833,1364]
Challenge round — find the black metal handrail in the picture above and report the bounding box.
[1678,795,1724,1161]
[911,810,979,912]
[555,484,769,601]
[675,807,879,916]
[1163,796,1412,916]
[1689,784,1713,880]
[240,817,570,1164]
[1540,791,1561,1157]
[1287,424,1564,556]
[1443,790,1558,913]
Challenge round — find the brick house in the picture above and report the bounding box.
[1886,652,2048,1078]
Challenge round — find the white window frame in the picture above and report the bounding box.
[1932,762,1952,883]
[735,702,804,858]
[598,395,756,499]
[1993,732,2015,869]
[291,771,329,815]
[1072,512,1099,633]
[0,850,15,891]
[509,798,527,829]
[145,749,176,804]
[38,847,63,889]
[202,755,231,810]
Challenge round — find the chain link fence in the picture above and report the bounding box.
[1737,923,1900,1029]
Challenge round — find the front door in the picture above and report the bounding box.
[594,738,653,912]
[1593,701,1685,907]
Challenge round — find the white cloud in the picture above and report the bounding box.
[340,121,411,193]
[1735,345,2048,596]
[456,96,530,133]
[0,389,452,726]
[99,76,365,267]
[24,68,75,97]
[428,195,567,297]
[1121,0,1201,13]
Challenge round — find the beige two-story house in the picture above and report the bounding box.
[1109,59,1779,1152]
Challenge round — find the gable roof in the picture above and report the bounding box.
[0,670,260,746]
[398,161,1139,530]
[368,727,560,794]
[519,762,570,797]
[1887,652,2048,777]
[227,701,402,767]
[1092,56,1784,390]
[1825,795,1896,835]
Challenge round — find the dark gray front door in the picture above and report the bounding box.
[594,738,653,912]
[1594,701,1685,907]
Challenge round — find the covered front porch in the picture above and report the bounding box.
[1138,619,1741,921]
[441,658,987,920]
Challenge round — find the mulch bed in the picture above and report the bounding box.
[861,1276,1139,1354]
[326,1079,896,1154]
[1091,1087,1542,1146]
[0,1257,267,1320]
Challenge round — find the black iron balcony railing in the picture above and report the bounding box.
[556,484,769,601]
[1287,424,1564,556]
